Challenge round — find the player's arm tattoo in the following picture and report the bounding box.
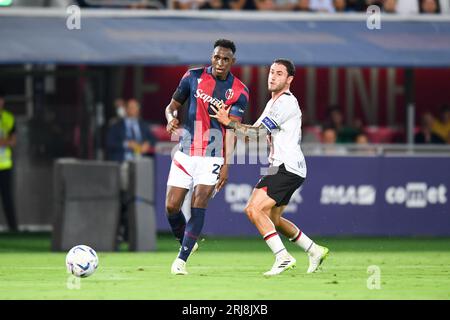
[227,121,266,138]
[223,118,239,165]
[209,102,266,138]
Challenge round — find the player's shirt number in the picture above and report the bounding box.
[212,164,221,175]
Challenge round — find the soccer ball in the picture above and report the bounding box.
[65,245,99,278]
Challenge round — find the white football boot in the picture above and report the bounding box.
[263,252,296,276]
[307,245,329,273]
[171,258,188,275]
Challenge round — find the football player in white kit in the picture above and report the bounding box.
[210,59,329,276]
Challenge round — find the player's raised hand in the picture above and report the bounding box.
[209,101,231,126]
[166,118,179,135]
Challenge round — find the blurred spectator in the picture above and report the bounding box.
[333,0,347,11]
[382,0,397,13]
[415,112,446,144]
[0,89,18,232]
[309,0,335,11]
[296,0,313,11]
[354,132,378,155]
[431,105,450,143]
[396,0,419,14]
[346,0,367,11]
[322,126,337,144]
[228,0,245,9]
[108,98,126,127]
[420,0,441,13]
[106,98,157,162]
[274,0,298,10]
[228,0,257,9]
[174,0,206,9]
[13,0,71,7]
[367,0,383,8]
[106,99,157,245]
[200,0,225,9]
[128,1,164,9]
[76,0,164,8]
[353,118,365,133]
[325,106,359,143]
[254,0,276,10]
[320,126,348,155]
[355,132,370,144]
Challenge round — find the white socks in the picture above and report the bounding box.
[290,230,315,254]
[263,231,287,256]
[264,229,318,258]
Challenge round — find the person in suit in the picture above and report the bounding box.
[106,98,156,162]
[415,112,446,144]
[106,98,157,244]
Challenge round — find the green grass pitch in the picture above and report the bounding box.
[0,233,449,300]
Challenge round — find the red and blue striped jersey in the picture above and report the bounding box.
[172,66,249,158]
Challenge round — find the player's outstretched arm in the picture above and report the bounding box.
[210,103,265,139]
[227,121,265,139]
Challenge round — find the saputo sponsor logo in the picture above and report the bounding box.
[385,183,447,208]
[320,185,376,205]
[194,89,228,109]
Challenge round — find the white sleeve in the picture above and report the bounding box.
[260,98,295,132]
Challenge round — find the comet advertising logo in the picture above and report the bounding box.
[385,183,447,208]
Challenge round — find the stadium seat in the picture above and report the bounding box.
[364,126,404,143]
[303,126,322,143]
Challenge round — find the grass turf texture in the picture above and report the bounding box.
[0,233,449,299]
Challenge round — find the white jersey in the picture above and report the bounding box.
[254,90,307,178]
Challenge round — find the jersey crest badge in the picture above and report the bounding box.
[225,88,234,100]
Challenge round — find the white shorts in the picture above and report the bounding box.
[167,150,224,189]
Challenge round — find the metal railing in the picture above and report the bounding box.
[2,7,450,21]
[155,141,450,157]
[301,143,450,156]
[84,0,165,9]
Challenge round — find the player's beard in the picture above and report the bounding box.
[268,81,286,93]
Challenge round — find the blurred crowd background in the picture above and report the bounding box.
[8,0,450,14]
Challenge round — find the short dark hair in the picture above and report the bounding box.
[214,39,236,54]
[273,58,295,77]
[322,125,337,133]
[327,105,342,116]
